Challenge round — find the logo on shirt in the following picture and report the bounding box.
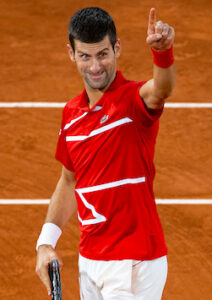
[100,115,109,124]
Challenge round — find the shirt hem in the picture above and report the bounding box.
[78,249,168,262]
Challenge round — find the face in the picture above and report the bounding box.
[67,35,121,91]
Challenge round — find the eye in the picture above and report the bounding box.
[99,52,107,57]
[80,54,89,60]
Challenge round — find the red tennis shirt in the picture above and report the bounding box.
[55,71,168,261]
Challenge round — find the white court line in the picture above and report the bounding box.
[165,103,212,108]
[0,199,50,204]
[0,102,212,108]
[156,199,212,204]
[0,102,66,108]
[0,199,211,205]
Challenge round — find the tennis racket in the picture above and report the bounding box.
[48,259,63,300]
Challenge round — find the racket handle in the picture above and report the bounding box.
[48,259,63,300]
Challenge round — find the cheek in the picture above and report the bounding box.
[102,57,116,69]
[75,61,88,74]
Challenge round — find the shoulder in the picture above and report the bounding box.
[118,80,147,103]
[121,79,146,94]
[64,92,83,111]
[114,71,146,92]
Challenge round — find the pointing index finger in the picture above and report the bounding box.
[148,8,156,35]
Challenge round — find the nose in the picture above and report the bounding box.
[90,58,101,74]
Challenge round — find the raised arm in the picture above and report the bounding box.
[139,8,176,110]
[35,166,77,296]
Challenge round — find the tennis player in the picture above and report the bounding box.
[36,7,175,299]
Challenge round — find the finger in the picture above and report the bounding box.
[150,27,175,51]
[155,21,163,35]
[37,264,52,295]
[168,26,175,41]
[146,33,162,45]
[163,26,175,46]
[161,23,169,38]
[147,8,156,35]
[158,24,170,44]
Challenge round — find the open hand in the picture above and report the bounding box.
[146,8,175,51]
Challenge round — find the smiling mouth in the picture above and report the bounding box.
[88,71,105,80]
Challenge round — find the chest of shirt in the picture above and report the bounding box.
[61,86,157,183]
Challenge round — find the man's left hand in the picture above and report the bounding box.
[146,8,175,51]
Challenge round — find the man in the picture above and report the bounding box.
[36,6,175,299]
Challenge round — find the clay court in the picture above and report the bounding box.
[0,0,211,299]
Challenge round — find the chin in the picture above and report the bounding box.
[91,84,107,90]
[86,79,108,90]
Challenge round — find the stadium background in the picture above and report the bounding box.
[0,0,211,299]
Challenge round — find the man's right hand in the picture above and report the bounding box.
[35,245,63,296]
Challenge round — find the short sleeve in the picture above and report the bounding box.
[132,83,164,127]
[55,106,74,172]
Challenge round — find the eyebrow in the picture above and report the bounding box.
[77,48,109,55]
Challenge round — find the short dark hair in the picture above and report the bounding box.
[68,7,117,51]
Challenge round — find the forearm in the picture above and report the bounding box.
[36,170,75,296]
[152,63,176,101]
[45,167,77,228]
[139,63,176,109]
[141,48,176,109]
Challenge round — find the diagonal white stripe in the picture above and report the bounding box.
[90,118,132,136]
[75,177,146,226]
[66,135,88,141]
[76,191,107,225]
[76,177,146,194]
[64,112,88,130]
[66,117,133,142]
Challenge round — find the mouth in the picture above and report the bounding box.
[88,71,105,80]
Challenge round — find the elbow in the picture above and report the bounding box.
[148,88,173,110]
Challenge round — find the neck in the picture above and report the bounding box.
[85,72,116,108]
[85,87,104,108]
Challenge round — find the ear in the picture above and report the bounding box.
[67,43,75,62]
[114,38,121,59]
